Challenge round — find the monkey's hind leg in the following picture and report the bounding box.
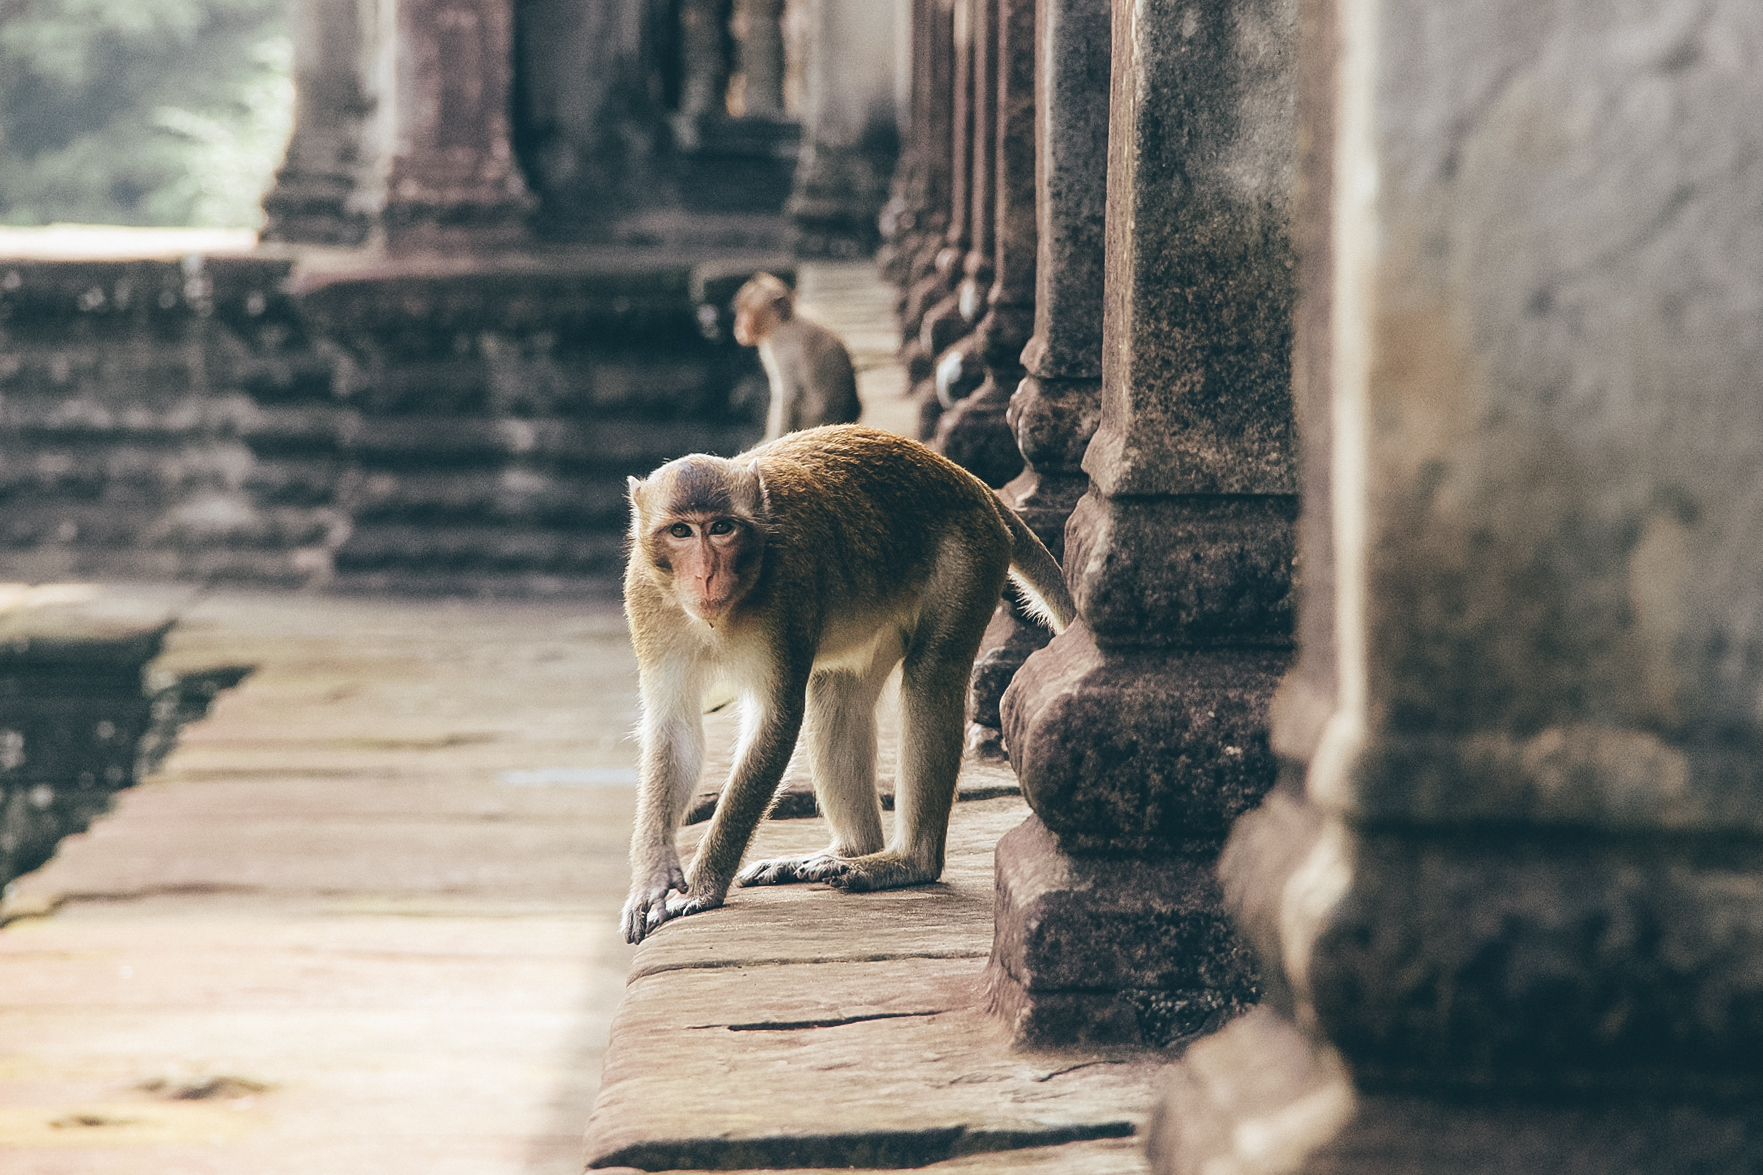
[735,660,890,887]
[825,553,1002,893]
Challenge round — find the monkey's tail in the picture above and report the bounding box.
[1000,506,1077,634]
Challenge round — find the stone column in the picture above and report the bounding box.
[929,0,1033,492]
[373,0,535,250]
[917,0,995,440]
[787,0,906,256]
[735,0,785,117]
[988,0,1298,1048]
[675,0,733,146]
[955,0,995,324]
[1149,1,1763,1170]
[900,0,970,385]
[262,0,375,244]
[879,0,954,287]
[964,0,1110,755]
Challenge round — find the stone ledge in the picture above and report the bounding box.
[584,795,1170,1170]
[595,1135,1149,1173]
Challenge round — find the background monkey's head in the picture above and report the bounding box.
[628,454,770,625]
[731,273,794,347]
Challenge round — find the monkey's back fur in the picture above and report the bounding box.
[738,424,1010,622]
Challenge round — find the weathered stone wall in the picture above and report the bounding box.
[0,250,768,590]
[0,256,345,584]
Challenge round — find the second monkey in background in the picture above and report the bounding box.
[732,273,862,440]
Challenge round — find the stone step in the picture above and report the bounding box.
[346,468,629,528]
[333,522,627,576]
[0,498,340,551]
[0,391,261,438]
[0,446,252,504]
[344,414,758,470]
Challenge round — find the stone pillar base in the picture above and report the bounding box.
[932,376,1023,488]
[261,173,372,246]
[1146,1007,1763,1175]
[1003,626,1287,855]
[983,816,1258,1047]
[380,188,535,253]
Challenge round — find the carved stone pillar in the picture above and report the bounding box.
[955,0,995,324]
[675,0,732,147]
[787,0,905,256]
[373,0,535,250]
[735,0,785,117]
[901,0,972,400]
[1149,0,1763,1170]
[930,0,1033,492]
[964,0,1109,755]
[262,0,375,244]
[879,0,954,287]
[919,0,995,447]
[989,0,1297,1048]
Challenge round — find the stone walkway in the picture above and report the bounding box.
[0,262,1168,1173]
[0,589,642,1174]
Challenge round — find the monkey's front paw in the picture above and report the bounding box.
[735,853,852,887]
[621,863,687,944]
[662,890,724,921]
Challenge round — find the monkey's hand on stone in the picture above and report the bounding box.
[620,855,687,943]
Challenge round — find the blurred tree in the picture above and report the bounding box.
[0,0,292,226]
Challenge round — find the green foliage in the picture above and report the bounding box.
[0,0,292,227]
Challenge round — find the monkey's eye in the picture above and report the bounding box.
[668,523,693,539]
[708,520,736,536]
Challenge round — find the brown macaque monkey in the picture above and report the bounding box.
[620,424,1074,943]
[731,272,863,440]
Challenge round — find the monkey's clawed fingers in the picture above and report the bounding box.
[619,890,666,944]
[620,861,688,944]
[663,890,724,921]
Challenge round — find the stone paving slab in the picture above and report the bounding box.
[796,261,916,439]
[0,591,644,1175]
[585,796,1170,1171]
[586,949,1164,1170]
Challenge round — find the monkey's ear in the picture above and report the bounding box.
[747,460,771,516]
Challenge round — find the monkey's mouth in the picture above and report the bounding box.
[689,594,739,625]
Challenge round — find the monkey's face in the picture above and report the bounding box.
[652,514,762,624]
[629,455,768,626]
[730,273,792,347]
[731,304,762,347]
